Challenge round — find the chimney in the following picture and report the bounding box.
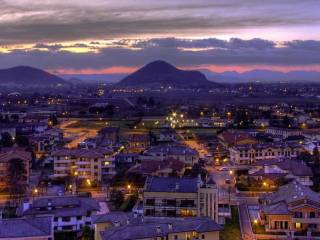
[114,221,121,227]
[156,226,161,234]
[168,223,173,230]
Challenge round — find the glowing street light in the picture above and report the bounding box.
[86,179,91,186]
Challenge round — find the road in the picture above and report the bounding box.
[58,120,99,148]
[176,131,209,158]
[239,203,255,240]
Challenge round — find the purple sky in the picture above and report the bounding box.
[1,0,320,73]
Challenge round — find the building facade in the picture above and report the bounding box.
[229,143,303,165]
[260,181,320,236]
[143,176,219,222]
[52,148,115,183]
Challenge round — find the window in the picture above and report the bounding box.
[77,216,82,220]
[309,224,317,229]
[294,212,303,218]
[62,226,73,230]
[310,212,316,218]
[202,234,205,239]
[295,222,301,229]
[146,199,155,206]
[174,235,178,240]
[62,217,71,222]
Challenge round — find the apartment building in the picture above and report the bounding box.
[52,148,115,183]
[19,196,100,232]
[229,142,303,165]
[143,176,219,223]
[260,181,320,236]
[0,148,31,191]
[94,213,221,240]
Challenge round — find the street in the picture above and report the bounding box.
[58,120,100,148]
[239,203,255,240]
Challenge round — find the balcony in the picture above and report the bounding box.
[292,218,320,224]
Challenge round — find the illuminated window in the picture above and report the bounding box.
[295,223,301,229]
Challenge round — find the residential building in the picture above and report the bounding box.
[0,148,31,191]
[265,127,302,139]
[250,159,313,186]
[93,212,221,240]
[143,176,219,223]
[98,127,119,145]
[19,196,100,232]
[0,216,53,240]
[218,130,258,148]
[127,158,186,177]
[260,181,320,236]
[143,145,199,166]
[229,142,303,165]
[122,133,150,153]
[52,148,115,183]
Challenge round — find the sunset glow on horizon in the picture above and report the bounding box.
[0,0,320,75]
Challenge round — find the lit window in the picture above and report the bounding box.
[295,223,301,229]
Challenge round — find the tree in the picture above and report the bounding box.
[110,189,124,209]
[48,115,58,126]
[1,132,14,147]
[313,147,320,168]
[105,104,115,117]
[7,158,27,205]
[299,151,312,165]
[81,226,93,240]
[234,108,250,128]
[15,135,29,147]
[282,115,292,128]
[147,97,155,107]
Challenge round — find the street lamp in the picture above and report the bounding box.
[253,219,258,233]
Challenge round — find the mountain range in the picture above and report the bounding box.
[0,63,319,89]
[202,69,320,83]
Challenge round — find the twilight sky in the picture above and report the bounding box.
[1,0,320,74]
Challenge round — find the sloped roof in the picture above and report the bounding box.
[264,181,320,205]
[144,176,199,193]
[100,217,221,240]
[0,216,53,238]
